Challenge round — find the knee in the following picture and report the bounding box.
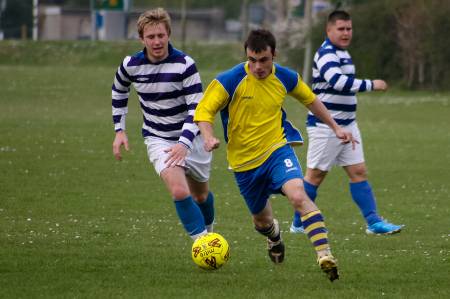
[170,185,190,200]
[192,191,209,204]
[289,189,310,210]
[349,165,368,182]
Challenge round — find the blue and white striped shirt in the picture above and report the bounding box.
[112,44,202,149]
[307,38,373,127]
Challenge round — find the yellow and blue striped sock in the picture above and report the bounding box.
[293,181,319,227]
[301,210,329,252]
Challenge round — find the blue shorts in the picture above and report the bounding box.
[233,145,303,215]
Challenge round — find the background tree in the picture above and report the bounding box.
[310,0,450,90]
[0,0,33,39]
[393,0,427,88]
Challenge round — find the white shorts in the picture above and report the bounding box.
[144,135,212,182]
[306,122,365,171]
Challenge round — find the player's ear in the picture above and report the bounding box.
[326,23,332,35]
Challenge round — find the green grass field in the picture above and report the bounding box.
[1,42,449,298]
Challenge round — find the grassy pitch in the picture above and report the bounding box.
[0,49,449,298]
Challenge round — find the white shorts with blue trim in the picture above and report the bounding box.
[144,135,212,182]
[306,122,365,171]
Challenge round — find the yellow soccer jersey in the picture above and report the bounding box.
[195,62,315,171]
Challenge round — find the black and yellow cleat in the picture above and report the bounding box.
[318,255,339,282]
[267,238,285,264]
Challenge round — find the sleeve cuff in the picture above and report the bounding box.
[113,115,126,131]
[178,137,193,150]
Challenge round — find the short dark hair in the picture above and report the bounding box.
[244,29,276,55]
[327,10,351,25]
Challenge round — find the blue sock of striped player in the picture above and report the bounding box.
[196,192,215,232]
[174,196,206,240]
[293,181,318,227]
[350,181,383,225]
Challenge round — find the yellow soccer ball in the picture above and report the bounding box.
[191,232,230,270]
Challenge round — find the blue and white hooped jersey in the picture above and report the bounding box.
[308,38,373,127]
[111,44,202,149]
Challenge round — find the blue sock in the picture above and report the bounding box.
[174,196,206,237]
[196,192,215,226]
[293,181,318,227]
[349,181,382,225]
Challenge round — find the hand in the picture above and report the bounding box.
[373,79,388,91]
[164,143,188,167]
[203,136,220,152]
[112,131,129,161]
[334,127,359,150]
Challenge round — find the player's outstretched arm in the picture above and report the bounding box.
[197,121,220,152]
[112,130,130,161]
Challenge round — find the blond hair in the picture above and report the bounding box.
[137,8,171,38]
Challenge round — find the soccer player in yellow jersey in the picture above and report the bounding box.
[194,29,355,281]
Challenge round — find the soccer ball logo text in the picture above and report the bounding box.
[191,233,230,270]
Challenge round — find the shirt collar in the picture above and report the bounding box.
[142,43,174,64]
